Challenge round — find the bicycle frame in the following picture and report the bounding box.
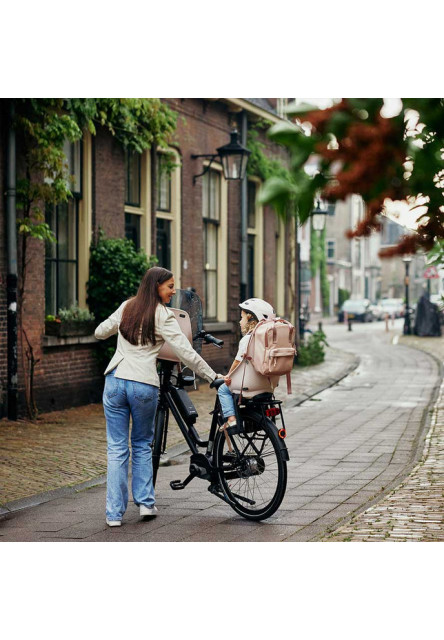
[157,359,289,465]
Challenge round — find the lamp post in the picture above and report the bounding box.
[311,199,328,232]
[191,130,251,184]
[311,199,328,314]
[403,255,412,335]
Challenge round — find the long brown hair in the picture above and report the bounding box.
[119,267,173,346]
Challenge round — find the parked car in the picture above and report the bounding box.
[370,301,385,321]
[379,298,404,318]
[338,298,375,323]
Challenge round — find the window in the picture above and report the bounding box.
[125,149,141,207]
[45,141,82,316]
[327,240,335,259]
[156,149,180,277]
[125,213,141,251]
[63,139,82,196]
[156,218,171,271]
[246,179,264,299]
[125,149,146,251]
[157,153,171,212]
[45,199,79,316]
[202,169,221,319]
[327,203,336,216]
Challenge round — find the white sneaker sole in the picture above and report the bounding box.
[106,519,122,527]
[140,506,158,517]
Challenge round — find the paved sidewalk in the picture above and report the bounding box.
[1,321,438,541]
[325,333,444,542]
[0,343,357,512]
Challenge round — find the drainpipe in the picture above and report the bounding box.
[240,111,248,302]
[6,100,18,420]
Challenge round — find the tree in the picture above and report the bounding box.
[259,99,444,258]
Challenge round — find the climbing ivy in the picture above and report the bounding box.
[247,124,295,220]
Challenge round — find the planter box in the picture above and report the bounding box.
[45,320,96,338]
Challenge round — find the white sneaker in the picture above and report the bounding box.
[140,505,158,517]
[106,519,122,527]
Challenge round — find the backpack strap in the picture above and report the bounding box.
[286,371,292,395]
[237,331,255,405]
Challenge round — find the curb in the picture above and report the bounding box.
[317,334,444,541]
[0,349,361,517]
[0,475,107,517]
[285,354,360,409]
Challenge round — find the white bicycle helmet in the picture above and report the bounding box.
[239,298,275,321]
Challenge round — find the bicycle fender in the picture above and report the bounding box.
[241,412,290,462]
[263,417,289,462]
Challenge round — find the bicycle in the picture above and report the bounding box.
[151,290,289,521]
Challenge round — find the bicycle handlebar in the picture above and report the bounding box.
[194,330,224,349]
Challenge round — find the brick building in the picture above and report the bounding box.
[0,98,296,417]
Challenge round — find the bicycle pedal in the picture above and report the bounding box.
[170,480,185,490]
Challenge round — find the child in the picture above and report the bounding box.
[218,298,275,437]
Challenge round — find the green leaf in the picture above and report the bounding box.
[285,101,319,117]
[258,177,297,218]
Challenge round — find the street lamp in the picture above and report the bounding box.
[311,199,328,231]
[311,199,328,313]
[403,255,412,335]
[191,130,251,184]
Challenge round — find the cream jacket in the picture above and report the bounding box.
[94,301,217,387]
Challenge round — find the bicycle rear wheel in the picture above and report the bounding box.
[215,413,287,521]
[152,407,166,487]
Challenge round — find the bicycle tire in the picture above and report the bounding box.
[215,412,287,521]
[152,407,166,487]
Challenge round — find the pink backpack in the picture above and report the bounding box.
[241,317,296,397]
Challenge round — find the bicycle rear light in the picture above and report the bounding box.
[265,407,281,417]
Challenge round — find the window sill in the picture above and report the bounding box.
[203,322,233,333]
[43,334,98,348]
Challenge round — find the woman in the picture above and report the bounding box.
[95,267,220,527]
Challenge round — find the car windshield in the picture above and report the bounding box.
[381,299,401,307]
[343,300,367,312]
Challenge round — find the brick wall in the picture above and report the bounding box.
[0,106,7,416]
[1,99,293,416]
[94,126,125,238]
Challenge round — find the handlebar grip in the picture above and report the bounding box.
[204,334,224,347]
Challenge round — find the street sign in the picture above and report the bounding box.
[424,266,440,279]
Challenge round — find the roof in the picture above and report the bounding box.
[245,99,278,115]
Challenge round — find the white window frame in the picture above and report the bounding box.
[124,150,151,254]
[202,161,227,322]
[156,148,181,288]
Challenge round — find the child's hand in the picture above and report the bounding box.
[224,376,232,385]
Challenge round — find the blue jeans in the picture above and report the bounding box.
[218,383,236,420]
[103,369,159,521]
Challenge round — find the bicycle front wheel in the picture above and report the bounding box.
[215,413,287,521]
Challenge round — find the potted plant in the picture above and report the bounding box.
[45,305,96,338]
